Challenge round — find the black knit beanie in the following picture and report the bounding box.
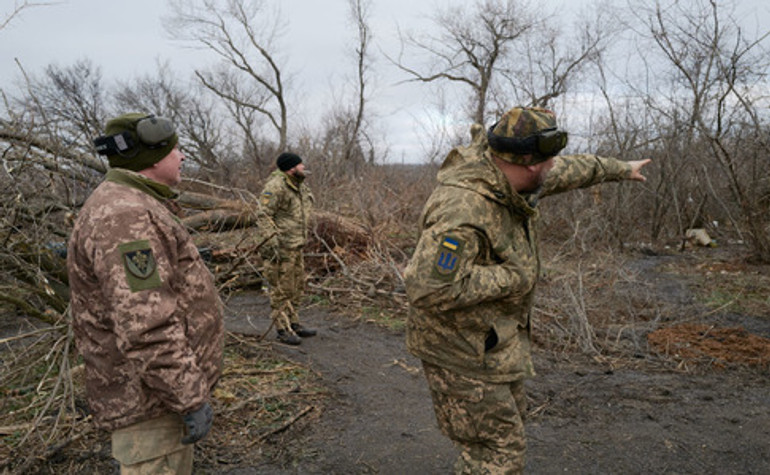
[276,152,302,172]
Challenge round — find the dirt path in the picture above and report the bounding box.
[223,294,457,474]
[525,355,770,473]
[221,254,770,474]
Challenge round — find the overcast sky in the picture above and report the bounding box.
[1,0,768,163]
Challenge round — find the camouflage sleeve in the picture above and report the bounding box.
[90,207,208,414]
[541,154,633,197]
[260,177,284,219]
[257,180,282,252]
[254,204,279,246]
[306,187,315,215]
[404,225,535,313]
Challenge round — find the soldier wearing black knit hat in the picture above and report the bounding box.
[257,152,316,345]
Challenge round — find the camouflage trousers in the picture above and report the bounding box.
[111,413,193,474]
[264,247,305,333]
[422,361,527,475]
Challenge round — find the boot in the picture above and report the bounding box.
[291,323,317,338]
[276,329,301,345]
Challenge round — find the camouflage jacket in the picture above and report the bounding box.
[258,170,314,251]
[67,168,224,431]
[404,140,632,383]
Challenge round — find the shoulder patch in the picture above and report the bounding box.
[431,235,465,280]
[261,191,273,206]
[118,240,162,292]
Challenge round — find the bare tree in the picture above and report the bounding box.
[392,0,539,124]
[502,1,617,109]
[313,0,376,176]
[113,63,242,182]
[0,61,106,328]
[628,0,770,259]
[166,0,291,153]
[346,0,374,165]
[11,59,106,153]
[0,1,53,31]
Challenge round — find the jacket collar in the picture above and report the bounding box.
[273,169,303,192]
[437,147,538,218]
[105,168,179,202]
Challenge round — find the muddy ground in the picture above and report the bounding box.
[217,249,770,474]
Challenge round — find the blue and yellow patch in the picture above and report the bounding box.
[441,237,460,251]
[261,191,273,206]
[432,235,465,279]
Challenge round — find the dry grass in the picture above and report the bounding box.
[533,245,657,357]
[660,254,770,318]
[647,323,770,370]
[0,332,329,473]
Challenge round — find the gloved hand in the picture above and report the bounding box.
[181,402,213,445]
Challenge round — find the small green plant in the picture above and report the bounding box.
[305,294,330,306]
[361,306,405,331]
[704,289,739,311]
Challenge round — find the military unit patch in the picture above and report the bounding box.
[124,249,155,279]
[261,191,273,206]
[118,240,162,292]
[432,235,464,279]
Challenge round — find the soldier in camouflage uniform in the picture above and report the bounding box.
[67,113,224,474]
[404,107,651,474]
[259,152,317,345]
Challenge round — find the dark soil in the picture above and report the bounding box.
[221,293,456,474]
[218,249,770,474]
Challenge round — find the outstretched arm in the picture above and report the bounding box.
[627,159,652,182]
[542,155,649,197]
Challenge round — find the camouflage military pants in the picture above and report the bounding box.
[422,361,527,475]
[264,247,305,332]
[111,413,193,474]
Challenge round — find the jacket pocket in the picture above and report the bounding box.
[483,318,533,376]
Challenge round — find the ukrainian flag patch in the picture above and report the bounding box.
[432,235,465,279]
[261,191,273,206]
[441,237,460,251]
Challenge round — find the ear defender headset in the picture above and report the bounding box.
[487,123,569,158]
[93,115,176,157]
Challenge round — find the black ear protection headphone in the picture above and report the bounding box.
[93,115,176,157]
[487,123,568,157]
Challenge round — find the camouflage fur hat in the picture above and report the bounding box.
[100,113,179,172]
[487,106,567,165]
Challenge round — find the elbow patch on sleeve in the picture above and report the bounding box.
[119,240,162,292]
[431,235,466,281]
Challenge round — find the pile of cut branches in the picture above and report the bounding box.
[0,330,330,473]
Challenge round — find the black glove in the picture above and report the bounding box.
[181,402,213,445]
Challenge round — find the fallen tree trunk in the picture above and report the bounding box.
[182,208,258,232]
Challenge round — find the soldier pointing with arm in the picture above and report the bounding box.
[68,113,224,474]
[404,106,650,474]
